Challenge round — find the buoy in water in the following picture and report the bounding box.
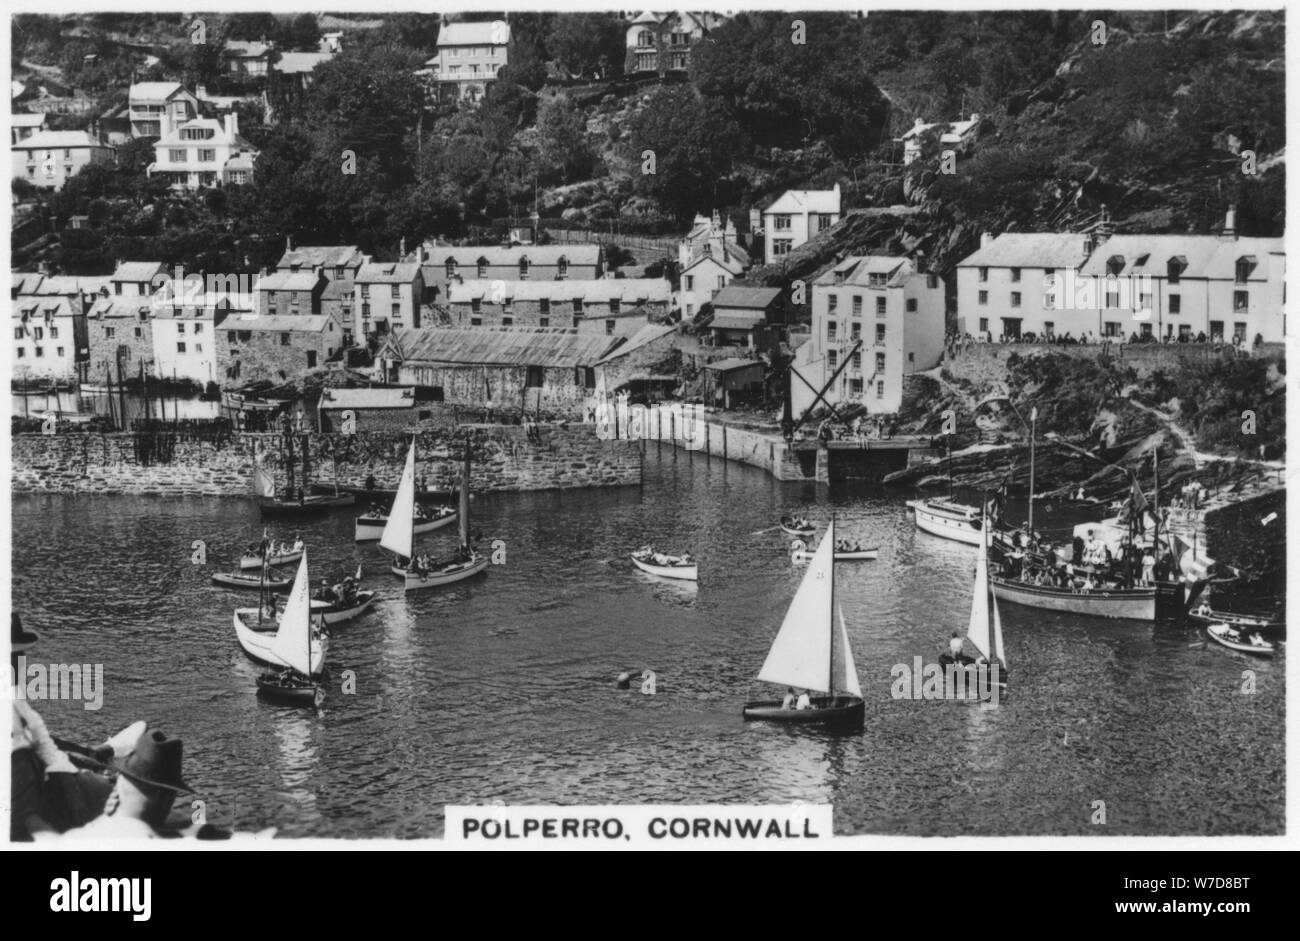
[615,671,634,690]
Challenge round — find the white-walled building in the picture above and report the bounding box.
[12,129,114,190]
[127,82,200,139]
[150,113,258,190]
[955,210,1286,343]
[151,302,229,383]
[897,113,980,166]
[424,21,510,105]
[11,112,47,145]
[761,184,841,265]
[791,256,944,418]
[677,211,749,317]
[11,296,85,380]
[353,260,424,338]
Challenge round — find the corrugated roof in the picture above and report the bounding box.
[447,277,670,304]
[764,186,841,216]
[1078,234,1283,281]
[356,260,422,284]
[387,327,620,368]
[437,21,511,46]
[958,233,1091,269]
[595,323,677,365]
[320,387,417,409]
[426,243,602,270]
[711,285,781,309]
[703,357,764,373]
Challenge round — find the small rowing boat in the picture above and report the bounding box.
[630,547,698,581]
[355,506,456,542]
[238,547,304,570]
[256,670,325,705]
[213,570,294,590]
[779,515,816,537]
[791,538,877,561]
[1188,607,1284,636]
[1205,622,1277,658]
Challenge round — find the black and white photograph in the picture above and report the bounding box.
[4,1,1290,859]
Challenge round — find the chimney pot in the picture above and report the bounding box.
[980,232,993,248]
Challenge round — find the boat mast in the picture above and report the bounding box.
[1027,407,1037,536]
[828,518,836,699]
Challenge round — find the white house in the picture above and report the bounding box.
[897,113,980,166]
[11,112,47,145]
[353,260,425,338]
[955,232,1093,340]
[127,82,200,139]
[150,113,259,189]
[624,11,726,76]
[791,256,945,418]
[761,184,841,265]
[12,129,114,190]
[677,211,749,317]
[424,21,510,104]
[11,296,84,380]
[151,302,229,383]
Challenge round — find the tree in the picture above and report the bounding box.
[628,85,743,220]
[546,13,624,79]
[226,13,278,42]
[536,94,594,183]
[281,13,321,52]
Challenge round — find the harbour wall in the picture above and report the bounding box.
[9,425,643,496]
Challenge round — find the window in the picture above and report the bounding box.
[17,348,24,358]
[177,322,185,334]
[876,381,884,399]
[228,331,237,342]
[169,149,186,162]
[194,323,202,334]
[850,378,863,395]
[572,316,581,328]
[827,295,837,313]
[772,240,792,257]
[471,298,482,313]
[114,282,122,295]
[50,325,59,340]
[906,298,917,312]
[362,303,371,318]
[198,149,215,162]
[875,324,886,344]
[1011,292,1021,308]
[502,316,513,326]
[927,274,939,289]
[1010,267,1021,282]
[609,299,620,314]
[876,352,886,372]
[558,257,568,279]
[177,342,186,353]
[1044,321,1055,336]
[135,327,142,338]
[525,366,544,388]
[717,275,725,290]
[979,317,989,333]
[519,258,530,279]
[195,343,202,353]
[539,317,549,328]
[1168,295,1181,314]
[540,298,551,315]
[1234,291,1249,312]
[605,320,616,336]
[1105,289,1119,309]
[471,317,482,327]
[34,347,43,357]
[1233,322,1247,341]
[978,290,988,305]
[1139,293,1153,313]
[773,214,792,231]
[306,351,317,368]
[105,327,115,338]
[572,299,582,314]
[13,327,22,339]
[445,259,457,279]
[685,275,694,290]
[851,351,861,370]
[390,285,400,299]
[828,350,838,369]
[1167,258,1184,284]
[392,304,400,317]
[979,267,988,282]
[868,273,887,289]
[1104,322,1120,337]
[637,29,654,47]
[852,295,862,315]
[827,320,837,341]
[850,322,861,340]
[1141,323,1153,338]
[280,333,290,346]
[876,297,886,316]
[33,327,44,341]
[56,346,65,357]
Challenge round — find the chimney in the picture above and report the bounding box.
[1223,204,1237,239]
[197,84,207,99]
[970,113,980,123]
[38,260,50,275]
[286,235,293,253]
[980,232,993,248]
[224,112,238,140]
[400,236,407,257]
[1083,233,1095,257]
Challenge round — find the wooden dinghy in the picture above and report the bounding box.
[232,606,327,676]
[394,553,490,590]
[256,670,325,705]
[1188,607,1284,636]
[213,570,294,590]
[1205,623,1277,658]
[791,539,878,561]
[779,515,816,538]
[238,548,304,570]
[355,507,456,542]
[258,493,355,517]
[630,548,698,581]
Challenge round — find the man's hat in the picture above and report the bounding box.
[11,612,40,653]
[114,730,194,795]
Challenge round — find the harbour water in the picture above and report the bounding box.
[11,449,1284,837]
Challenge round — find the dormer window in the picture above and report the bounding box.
[1235,256,1257,284]
[1167,256,1186,284]
[557,256,568,279]
[445,258,457,279]
[1107,255,1125,276]
[477,257,488,278]
[519,257,530,279]
[637,30,654,48]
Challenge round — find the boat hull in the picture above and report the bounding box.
[354,512,457,542]
[990,576,1161,621]
[793,549,878,561]
[1205,623,1277,657]
[1189,609,1284,636]
[315,483,453,504]
[311,591,375,625]
[232,611,327,674]
[742,696,865,730]
[238,550,303,571]
[258,494,356,517]
[906,499,984,545]
[630,555,698,581]
[779,523,816,538]
[397,554,490,590]
[213,572,293,590]
[255,673,322,705]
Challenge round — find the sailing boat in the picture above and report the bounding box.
[257,424,354,517]
[233,554,328,703]
[742,520,865,730]
[905,434,988,545]
[942,524,1008,694]
[355,439,456,542]
[385,439,489,591]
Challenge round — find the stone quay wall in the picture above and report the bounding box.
[10,425,642,496]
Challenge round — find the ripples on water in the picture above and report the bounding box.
[11,447,1284,837]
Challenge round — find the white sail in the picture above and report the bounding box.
[270,554,314,676]
[967,541,1007,667]
[757,520,835,693]
[379,440,417,559]
[837,605,862,698]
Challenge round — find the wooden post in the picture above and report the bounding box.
[705,422,710,463]
[670,410,676,461]
[722,423,727,460]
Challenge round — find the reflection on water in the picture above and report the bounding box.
[10,448,1284,837]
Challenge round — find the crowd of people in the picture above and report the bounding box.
[946,329,1267,358]
[996,524,1174,593]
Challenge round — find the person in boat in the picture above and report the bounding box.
[795,690,812,710]
[948,631,964,660]
[782,688,796,710]
[293,534,304,553]
[62,730,193,840]
[366,471,377,491]
[1141,549,1156,586]
[318,578,336,603]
